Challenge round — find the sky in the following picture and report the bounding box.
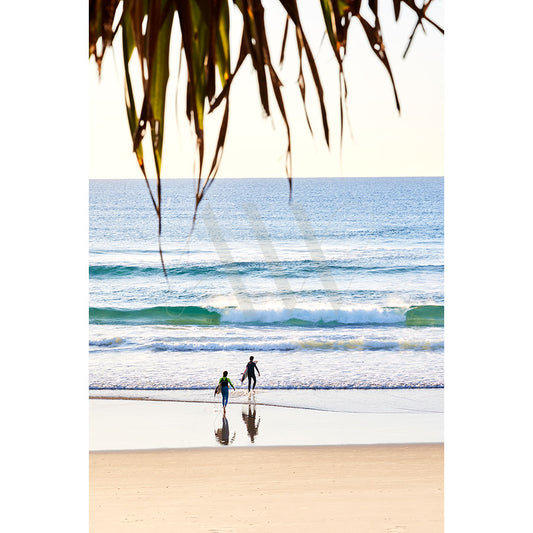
[89,0,444,179]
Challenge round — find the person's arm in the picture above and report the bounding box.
[229,378,235,390]
[256,363,260,377]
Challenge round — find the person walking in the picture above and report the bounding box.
[214,370,235,414]
[245,356,260,393]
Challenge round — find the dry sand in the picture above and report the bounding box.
[90,443,443,532]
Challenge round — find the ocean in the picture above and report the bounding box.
[89,177,443,393]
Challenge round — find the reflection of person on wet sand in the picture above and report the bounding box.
[214,415,235,446]
[241,404,261,443]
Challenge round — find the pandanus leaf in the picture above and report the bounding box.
[89,0,120,73]
[122,10,147,177]
[147,3,173,177]
[357,9,401,112]
[215,1,231,86]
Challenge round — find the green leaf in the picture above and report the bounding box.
[148,5,174,175]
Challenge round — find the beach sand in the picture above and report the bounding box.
[90,443,443,533]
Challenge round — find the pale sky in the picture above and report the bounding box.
[89,1,444,179]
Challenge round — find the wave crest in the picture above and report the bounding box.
[89,304,443,327]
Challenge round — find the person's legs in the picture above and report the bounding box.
[247,375,252,392]
[251,375,257,390]
[222,388,228,408]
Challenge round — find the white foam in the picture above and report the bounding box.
[147,338,444,352]
[221,306,406,325]
[151,341,298,352]
[89,337,125,347]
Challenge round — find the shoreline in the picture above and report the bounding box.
[89,387,444,414]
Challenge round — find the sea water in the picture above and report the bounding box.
[89,178,443,393]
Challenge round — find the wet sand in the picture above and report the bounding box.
[89,391,443,450]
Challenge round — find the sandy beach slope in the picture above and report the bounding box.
[90,443,443,533]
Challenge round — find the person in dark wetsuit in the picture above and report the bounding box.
[246,356,260,392]
[214,370,235,414]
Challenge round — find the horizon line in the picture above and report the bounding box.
[89,175,444,180]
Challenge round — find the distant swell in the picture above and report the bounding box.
[89,305,443,327]
[89,262,443,278]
